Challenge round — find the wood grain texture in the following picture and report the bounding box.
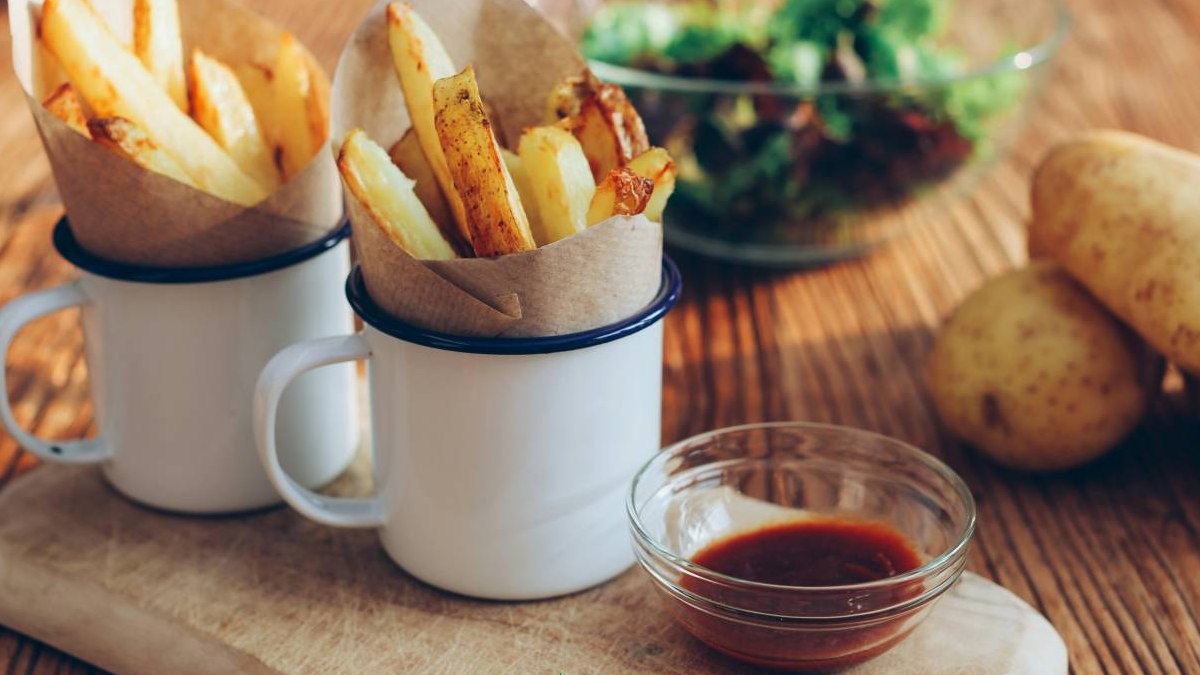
[0,0,1198,673]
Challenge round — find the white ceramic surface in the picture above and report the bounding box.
[255,321,666,600]
[0,240,358,514]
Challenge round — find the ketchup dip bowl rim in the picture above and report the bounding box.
[627,422,977,623]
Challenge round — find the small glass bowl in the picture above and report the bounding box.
[628,423,976,670]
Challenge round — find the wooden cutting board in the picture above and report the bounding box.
[0,459,1066,674]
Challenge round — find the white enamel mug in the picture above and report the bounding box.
[0,218,359,514]
[255,260,681,600]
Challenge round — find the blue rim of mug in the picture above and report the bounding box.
[51,216,351,284]
[346,257,682,355]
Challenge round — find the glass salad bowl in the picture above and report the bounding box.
[574,0,1070,266]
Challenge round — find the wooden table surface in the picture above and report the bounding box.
[2,0,1199,673]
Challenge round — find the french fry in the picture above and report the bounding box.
[35,41,69,101]
[235,62,277,131]
[339,128,456,261]
[500,148,544,249]
[42,83,90,138]
[433,66,535,257]
[41,0,267,205]
[386,2,471,245]
[88,116,196,188]
[388,128,461,251]
[189,49,281,191]
[482,98,508,149]
[133,0,187,112]
[517,126,595,246]
[303,47,332,149]
[548,71,650,182]
[625,147,676,223]
[234,60,286,174]
[272,33,329,180]
[586,167,653,226]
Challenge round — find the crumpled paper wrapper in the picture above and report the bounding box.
[332,0,664,338]
[11,0,342,268]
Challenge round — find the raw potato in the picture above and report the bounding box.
[133,0,187,112]
[433,66,535,257]
[586,167,653,226]
[189,49,281,191]
[387,2,471,245]
[928,263,1153,472]
[41,0,267,205]
[42,83,90,137]
[88,117,197,188]
[1030,131,1200,376]
[339,128,455,261]
[626,147,676,223]
[548,71,650,181]
[517,126,595,246]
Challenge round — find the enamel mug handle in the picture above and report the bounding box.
[254,334,384,528]
[0,282,112,464]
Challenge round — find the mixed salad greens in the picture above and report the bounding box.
[583,0,1027,244]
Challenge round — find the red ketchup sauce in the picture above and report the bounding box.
[692,519,923,586]
[674,519,927,671]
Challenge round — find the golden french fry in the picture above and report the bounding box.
[625,147,676,223]
[586,166,653,226]
[386,2,471,245]
[388,128,460,250]
[548,71,650,181]
[234,45,327,183]
[433,66,535,257]
[517,126,595,245]
[133,0,187,112]
[35,40,69,101]
[41,0,266,205]
[189,49,281,191]
[482,98,508,149]
[500,147,544,249]
[233,61,285,173]
[235,62,276,127]
[42,82,90,138]
[88,116,196,188]
[339,128,456,261]
[272,32,328,180]
[302,47,331,151]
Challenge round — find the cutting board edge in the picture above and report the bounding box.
[0,465,1071,675]
[0,489,278,675]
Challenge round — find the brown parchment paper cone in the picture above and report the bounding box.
[11,0,342,268]
[332,0,664,338]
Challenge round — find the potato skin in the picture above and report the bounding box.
[433,66,536,257]
[929,263,1153,472]
[1030,131,1200,375]
[547,71,650,182]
